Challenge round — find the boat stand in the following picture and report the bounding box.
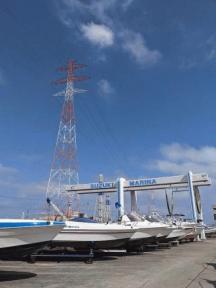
[27,247,94,264]
[158,242,172,249]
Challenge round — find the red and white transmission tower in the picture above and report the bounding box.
[46,59,88,208]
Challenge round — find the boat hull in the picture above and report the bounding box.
[0,241,50,259]
[53,230,132,249]
[52,238,130,250]
[53,222,134,250]
[125,236,157,251]
[0,221,63,258]
[132,226,173,238]
[0,225,62,249]
[166,229,186,241]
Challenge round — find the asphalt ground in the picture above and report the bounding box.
[0,239,216,288]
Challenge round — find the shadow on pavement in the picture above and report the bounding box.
[0,271,37,282]
[204,279,216,288]
[32,254,118,262]
[207,262,216,270]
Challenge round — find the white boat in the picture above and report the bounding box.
[120,217,156,251]
[53,217,134,250]
[0,219,64,259]
[166,227,186,240]
[144,213,187,242]
[179,221,201,241]
[205,226,216,235]
[165,216,203,241]
[154,217,187,241]
[123,213,174,239]
[120,213,177,250]
[205,225,216,239]
[167,218,200,241]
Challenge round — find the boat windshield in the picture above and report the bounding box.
[145,216,160,223]
[127,212,143,222]
[70,217,97,223]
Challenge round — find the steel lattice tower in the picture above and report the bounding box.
[95,193,111,223]
[46,59,88,209]
[95,175,111,223]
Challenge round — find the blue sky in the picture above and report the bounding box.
[0,0,216,222]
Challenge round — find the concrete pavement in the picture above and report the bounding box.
[0,239,216,288]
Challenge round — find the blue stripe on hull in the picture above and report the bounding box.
[0,221,64,229]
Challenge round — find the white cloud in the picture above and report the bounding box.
[18,153,42,163]
[15,181,46,198]
[60,0,117,27]
[0,163,18,176]
[147,143,216,176]
[97,54,107,62]
[145,143,216,222]
[122,0,134,11]
[81,22,114,48]
[179,57,198,70]
[206,35,216,62]
[97,79,115,99]
[61,0,135,23]
[57,1,162,67]
[120,30,162,66]
[179,33,216,70]
[0,163,46,217]
[161,143,216,163]
[207,49,216,61]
